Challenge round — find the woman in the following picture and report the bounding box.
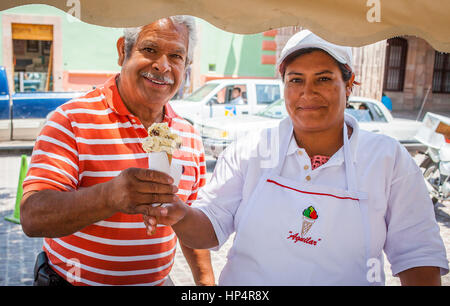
[144,30,448,285]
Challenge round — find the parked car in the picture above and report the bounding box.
[169,78,283,125]
[199,96,424,158]
[0,66,85,140]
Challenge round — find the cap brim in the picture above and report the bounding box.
[277,44,349,70]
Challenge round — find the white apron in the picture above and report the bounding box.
[219,118,371,285]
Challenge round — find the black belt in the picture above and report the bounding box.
[33,251,73,287]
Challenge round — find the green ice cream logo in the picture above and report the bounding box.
[300,206,318,238]
[302,206,318,220]
[286,205,321,245]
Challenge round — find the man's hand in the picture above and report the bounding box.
[20,167,177,238]
[105,167,179,216]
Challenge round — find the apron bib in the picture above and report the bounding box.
[219,118,370,285]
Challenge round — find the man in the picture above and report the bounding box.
[21,16,215,286]
[358,104,368,110]
[229,87,244,104]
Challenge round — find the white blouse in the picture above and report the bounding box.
[193,114,449,281]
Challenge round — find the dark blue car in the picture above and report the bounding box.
[0,66,85,140]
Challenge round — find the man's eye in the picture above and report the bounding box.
[319,77,331,81]
[143,48,156,53]
[290,78,303,83]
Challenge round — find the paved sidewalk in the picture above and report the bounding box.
[0,155,41,285]
[1,154,449,286]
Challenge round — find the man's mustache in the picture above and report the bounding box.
[141,72,174,85]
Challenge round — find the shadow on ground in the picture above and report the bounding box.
[435,201,450,229]
[0,188,15,200]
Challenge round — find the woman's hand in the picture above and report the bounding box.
[143,195,219,249]
[143,195,188,235]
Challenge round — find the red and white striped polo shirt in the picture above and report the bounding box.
[23,75,206,286]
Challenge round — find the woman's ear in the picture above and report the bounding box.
[117,36,126,67]
[346,73,356,98]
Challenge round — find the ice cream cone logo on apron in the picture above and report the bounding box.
[287,205,321,246]
[301,206,318,237]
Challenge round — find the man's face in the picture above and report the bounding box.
[283,50,351,133]
[232,89,240,99]
[118,19,189,110]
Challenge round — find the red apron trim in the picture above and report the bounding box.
[266,179,359,201]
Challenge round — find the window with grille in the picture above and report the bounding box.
[432,52,450,93]
[383,38,408,91]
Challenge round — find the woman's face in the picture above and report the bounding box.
[283,50,352,133]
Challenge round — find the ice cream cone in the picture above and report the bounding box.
[301,216,315,237]
[142,122,181,169]
[148,152,181,209]
[143,123,181,213]
[148,151,170,174]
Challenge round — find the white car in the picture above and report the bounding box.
[199,96,424,158]
[169,78,283,125]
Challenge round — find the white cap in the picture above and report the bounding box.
[278,30,353,74]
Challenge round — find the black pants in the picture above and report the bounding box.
[33,251,73,286]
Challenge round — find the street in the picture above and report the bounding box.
[0,151,449,286]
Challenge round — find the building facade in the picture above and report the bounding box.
[190,19,277,93]
[382,36,449,115]
[1,5,279,97]
[1,4,122,93]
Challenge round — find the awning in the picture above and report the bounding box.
[2,0,449,52]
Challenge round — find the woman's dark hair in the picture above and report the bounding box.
[279,47,352,82]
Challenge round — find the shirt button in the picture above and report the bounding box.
[298,151,303,156]
[304,165,309,170]
[305,175,311,181]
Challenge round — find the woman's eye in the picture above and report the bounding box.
[171,54,183,60]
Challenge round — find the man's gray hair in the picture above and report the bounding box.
[123,15,197,66]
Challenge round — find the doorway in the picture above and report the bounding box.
[11,23,54,92]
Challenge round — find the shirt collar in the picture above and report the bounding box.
[285,112,360,163]
[344,112,360,163]
[287,133,302,156]
[163,102,177,126]
[102,74,131,116]
[101,73,177,126]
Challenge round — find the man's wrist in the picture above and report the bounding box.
[98,180,117,215]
